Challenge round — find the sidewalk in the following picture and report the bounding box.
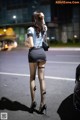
[49,47,80,51]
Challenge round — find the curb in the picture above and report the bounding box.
[49,47,80,51]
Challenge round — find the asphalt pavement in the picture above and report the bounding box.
[0,46,80,120]
[0,74,77,120]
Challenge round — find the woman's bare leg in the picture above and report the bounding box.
[38,61,46,106]
[29,63,37,103]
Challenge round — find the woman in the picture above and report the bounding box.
[25,11,47,114]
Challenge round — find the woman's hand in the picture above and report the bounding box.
[25,40,30,48]
[43,25,47,32]
[25,36,34,48]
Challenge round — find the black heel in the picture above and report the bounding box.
[39,104,47,114]
[30,101,37,113]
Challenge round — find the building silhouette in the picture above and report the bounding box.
[0,0,80,44]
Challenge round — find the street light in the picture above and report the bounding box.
[13,15,17,23]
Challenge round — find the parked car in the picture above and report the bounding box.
[0,39,17,51]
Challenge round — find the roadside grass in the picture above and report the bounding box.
[49,42,80,48]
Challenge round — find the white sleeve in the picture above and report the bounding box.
[27,27,34,37]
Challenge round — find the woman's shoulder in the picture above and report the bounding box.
[27,27,35,31]
[27,27,35,35]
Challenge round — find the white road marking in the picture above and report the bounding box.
[49,48,80,51]
[47,61,80,65]
[0,72,75,81]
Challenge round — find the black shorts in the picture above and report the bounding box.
[28,47,46,63]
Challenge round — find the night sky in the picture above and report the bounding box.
[0,0,79,24]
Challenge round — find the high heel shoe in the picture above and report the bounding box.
[39,104,47,114]
[30,101,37,113]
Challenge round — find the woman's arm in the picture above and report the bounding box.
[25,36,34,48]
[43,25,48,42]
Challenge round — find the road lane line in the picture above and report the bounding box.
[45,76,74,81]
[0,72,29,77]
[47,61,80,65]
[0,72,75,81]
